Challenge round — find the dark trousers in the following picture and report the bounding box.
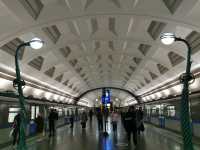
[12,131,19,145]
[98,120,103,131]
[81,122,86,128]
[89,116,93,121]
[112,122,117,132]
[49,121,55,136]
[127,130,137,145]
[70,120,74,128]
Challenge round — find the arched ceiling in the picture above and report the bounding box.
[0,0,200,106]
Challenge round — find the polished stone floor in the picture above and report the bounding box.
[3,118,200,150]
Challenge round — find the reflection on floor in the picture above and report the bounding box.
[3,118,200,150]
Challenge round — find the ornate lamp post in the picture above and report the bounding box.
[160,33,194,150]
[14,38,44,150]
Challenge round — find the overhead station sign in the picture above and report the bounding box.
[101,88,111,104]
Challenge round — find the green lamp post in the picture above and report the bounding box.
[160,33,194,150]
[14,38,44,150]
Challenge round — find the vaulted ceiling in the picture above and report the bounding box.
[0,0,200,106]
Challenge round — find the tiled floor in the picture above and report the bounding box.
[2,118,200,150]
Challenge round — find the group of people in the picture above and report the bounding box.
[95,106,144,146]
[122,106,144,145]
[11,112,45,146]
[69,111,89,129]
[11,106,144,147]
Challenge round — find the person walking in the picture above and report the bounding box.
[69,112,74,129]
[12,113,20,146]
[89,109,93,122]
[81,112,88,129]
[48,109,58,137]
[111,110,119,133]
[137,107,144,135]
[97,110,103,131]
[124,106,137,146]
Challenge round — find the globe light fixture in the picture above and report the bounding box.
[160,33,176,45]
[29,37,44,49]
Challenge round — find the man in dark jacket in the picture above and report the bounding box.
[97,110,103,131]
[48,109,58,137]
[124,106,137,145]
[69,112,74,129]
[89,110,93,122]
[137,107,144,135]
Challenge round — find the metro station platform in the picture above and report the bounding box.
[2,118,200,150]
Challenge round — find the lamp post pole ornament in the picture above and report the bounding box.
[15,43,29,150]
[14,38,43,150]
[161,33,194,150]
[177,38,194,150]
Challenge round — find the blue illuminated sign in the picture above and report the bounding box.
[102,88,110,104]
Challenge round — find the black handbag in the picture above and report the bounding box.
[140,123,145,132]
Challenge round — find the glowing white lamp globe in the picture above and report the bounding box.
[160,33,176,45]
[30,38,44,49]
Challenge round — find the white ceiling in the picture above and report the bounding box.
[0,0,200,106]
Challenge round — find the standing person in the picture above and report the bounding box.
[89,109,93,122]
[97,109,103,131]
[69,112,74,129]
[81,112,88,129]
[121,110,125,127]
[35,113,44,133]
[12,113,20,146]
[48,109,58,137]
[111,110,119,133]
[124,106,137,146]
[137,107,144,135]
[75,108,78,121]
[103,107,109,132]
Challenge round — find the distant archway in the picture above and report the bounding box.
[74,87,140,104]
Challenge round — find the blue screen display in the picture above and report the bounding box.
[102,89,110,104]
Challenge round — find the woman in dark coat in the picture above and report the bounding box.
[124,106,137,145]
